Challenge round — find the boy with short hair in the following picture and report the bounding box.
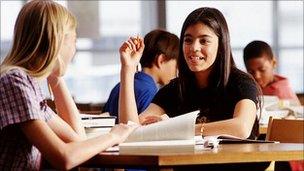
[103,29,179,121]
[243,40,300,104]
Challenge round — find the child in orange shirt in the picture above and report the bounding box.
[243,40,300,105]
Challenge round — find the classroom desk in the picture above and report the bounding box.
[82,143,304,170]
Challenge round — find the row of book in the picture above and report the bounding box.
[80,112,116,138]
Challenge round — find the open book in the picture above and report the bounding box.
[118,110,199,154]
[195,134,277,148]
[259,95,304,125]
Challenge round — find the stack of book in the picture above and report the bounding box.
[80,112,116,138]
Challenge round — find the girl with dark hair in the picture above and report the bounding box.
[119,7,261,140]
[119,7,269,171]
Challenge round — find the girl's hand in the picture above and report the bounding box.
[47,57,65,85]
[119,36,145,71]
[141,114,169,125]
[109,123,138,144]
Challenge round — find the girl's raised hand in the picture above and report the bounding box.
[119,36,144,71]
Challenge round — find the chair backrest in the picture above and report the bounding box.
[266,117,304,143]
[76,103,103,113]
[296,93,304,105]
[45,99,104,114]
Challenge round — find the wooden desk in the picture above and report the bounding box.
[83,143,303,169]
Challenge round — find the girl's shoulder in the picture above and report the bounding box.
[156,77,181,97]
[227,68,258,92]
[1,67,29,81]
[163,77,180,88]
[0,67,36,90]
[229,68,255,84]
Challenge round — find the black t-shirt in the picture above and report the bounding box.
[152,68,259,139]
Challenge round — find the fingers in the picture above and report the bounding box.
[120,36,143,54]
[137,37,145,53]
[129,36,144,51]
[131,36,143,50]
[128,38,136,51]
[141,116,162,125]
[117,123,138,131]
[160,114,170,120]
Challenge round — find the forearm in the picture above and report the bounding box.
[47,77,86,138]
[62,133,118,169]
[196,118,253,138]
[197,100,257,138]
[119,66,140,124]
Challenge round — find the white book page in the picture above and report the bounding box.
[125,110,199,142]
[121,139,195,147]
[80,112,111,118]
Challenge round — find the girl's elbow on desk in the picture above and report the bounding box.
[233,121,253,139]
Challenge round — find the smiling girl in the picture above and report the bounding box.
[119,7,261,140]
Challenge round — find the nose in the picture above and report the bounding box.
[190,41,201,52]
[253,72,261,80]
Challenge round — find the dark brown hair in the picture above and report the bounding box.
[140,29,179,68]
[243,40,274,68]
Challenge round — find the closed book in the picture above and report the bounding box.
[80,113,116,128]
[201,134,277,146]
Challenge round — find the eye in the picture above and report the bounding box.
[199,39,211,45]
[259,67,267,72]
[183,37,192,44]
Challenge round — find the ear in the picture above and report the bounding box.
[155,54,166,69]
[271,57,277,69]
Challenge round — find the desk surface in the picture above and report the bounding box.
[84,143,303,168]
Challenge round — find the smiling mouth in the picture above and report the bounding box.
[189,56,205,61]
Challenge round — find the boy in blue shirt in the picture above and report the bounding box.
[103,29,179,122]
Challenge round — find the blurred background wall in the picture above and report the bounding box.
[1,0,303,103]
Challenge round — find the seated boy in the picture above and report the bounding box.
[103,29,179,122]
[243,40,300,105]
[244,40,302,171]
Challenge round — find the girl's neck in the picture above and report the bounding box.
[194,68,212,88]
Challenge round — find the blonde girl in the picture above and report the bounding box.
[0,1,135,170]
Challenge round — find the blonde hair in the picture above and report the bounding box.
[0,0,77,78]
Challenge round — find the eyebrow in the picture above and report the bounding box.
[184,34,212,38]
[258,65,267,70]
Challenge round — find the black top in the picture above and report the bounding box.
[152,68,259,139]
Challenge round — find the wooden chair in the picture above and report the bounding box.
[266,117,304,143]
[76,102,104,114]
[296,93,304,105]
[45,99,104,114]
[266,117,304,171]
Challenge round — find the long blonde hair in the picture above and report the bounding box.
[0,0,77,79]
